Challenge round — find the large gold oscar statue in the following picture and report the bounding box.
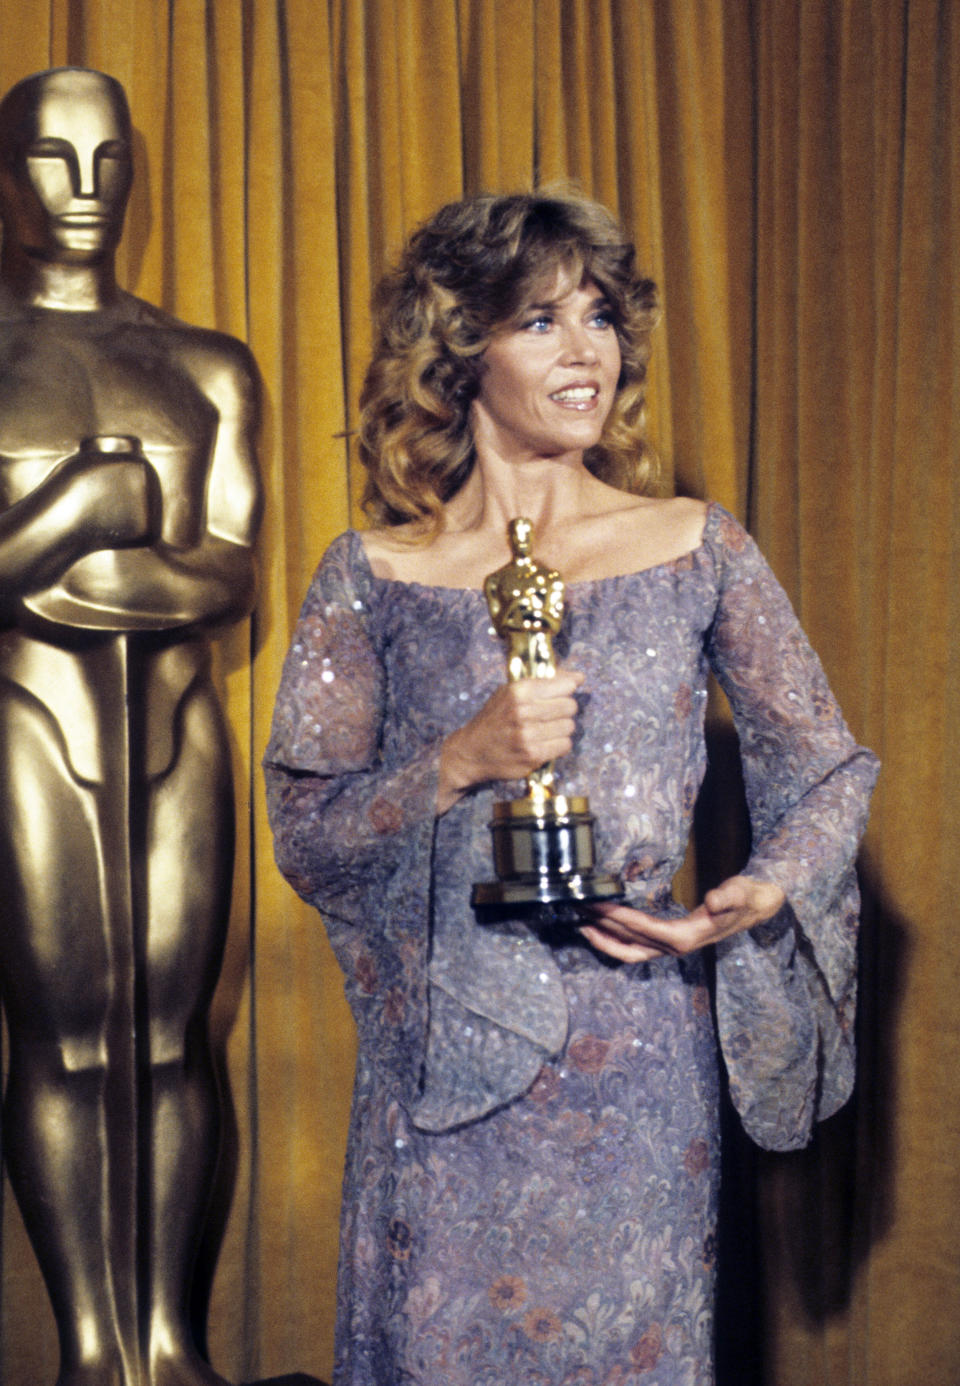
[0,68,262,1386]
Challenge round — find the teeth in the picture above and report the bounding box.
[551,387,596,401]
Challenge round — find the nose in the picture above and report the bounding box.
[74,147,97,199]
[560,321,599,365]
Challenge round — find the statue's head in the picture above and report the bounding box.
[509,517,534,558]
[0,67,132,265]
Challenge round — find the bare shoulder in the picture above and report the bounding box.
[636,494,708,549]
[361,520,518,587]
[555,493,709,581]
[360,521,427,562]
[359,522,445,581]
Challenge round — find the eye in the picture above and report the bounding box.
[588,306,615,329]
[26,137,73,159]
[97,140,130,163]
[521,313,553,333]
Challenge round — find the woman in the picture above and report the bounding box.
[265,190,877,1385]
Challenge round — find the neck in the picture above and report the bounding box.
[447,449,600,537]
[0,246,119,311]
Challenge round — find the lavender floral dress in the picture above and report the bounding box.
[264,503,877,1386]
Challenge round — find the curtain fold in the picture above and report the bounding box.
[0,3,955,1383]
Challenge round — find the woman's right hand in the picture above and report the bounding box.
[436,670,584,813]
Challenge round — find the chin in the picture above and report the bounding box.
[47,237,115,264]
[558,425,607,452]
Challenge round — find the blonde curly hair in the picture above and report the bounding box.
[358,189,660,533]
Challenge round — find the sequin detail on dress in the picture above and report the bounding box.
[265,502,877,1385]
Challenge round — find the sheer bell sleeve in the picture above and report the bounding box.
[263,532,568,1132]
[704,507,879,1151]
[263,532,441,1114]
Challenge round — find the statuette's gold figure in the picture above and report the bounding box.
[483,516,564,683]
[0,68,262,1386]
[483,517,565,798]
[473,519,622,914]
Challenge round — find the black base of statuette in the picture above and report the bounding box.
[472,872,623,911]
[472,880,624,938]
[246,1375,328,1386]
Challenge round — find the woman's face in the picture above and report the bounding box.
[470,269,622,464]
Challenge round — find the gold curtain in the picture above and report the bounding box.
[0,3,956,1383]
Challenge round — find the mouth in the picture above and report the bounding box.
[549,385,599,409]
[58,213,110,226]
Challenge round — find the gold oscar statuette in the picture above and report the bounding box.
[471,517,623,920]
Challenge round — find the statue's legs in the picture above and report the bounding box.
[142,679,233,1386]
[0,655,235,1386]
[0,687,138,1386]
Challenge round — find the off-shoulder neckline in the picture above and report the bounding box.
[349,499,723,594]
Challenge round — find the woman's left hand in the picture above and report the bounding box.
[578,875,787,964]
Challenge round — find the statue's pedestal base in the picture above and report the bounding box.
[248,1375,327,1386]
[472,793,623,921]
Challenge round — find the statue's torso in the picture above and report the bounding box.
[0,310,216,547]
[0,307,232,774]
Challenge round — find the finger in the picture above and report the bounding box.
[512,694,581,727]
[703,875,784,924]
[507,705,577,734]
[507,717,576,759]
[703,879,750,914]
[511,666,584,690]
[585,902,719,956]
[577,923,667,963]
[588,901,705,934]
[504,703,579,745]
[550,669,586,692]
[586,901,662,926]
[580,909,685,956]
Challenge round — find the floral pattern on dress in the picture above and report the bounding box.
[264,502,878,1385]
